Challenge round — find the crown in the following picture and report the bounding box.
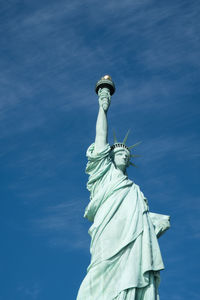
[111,143,130,152]
[111,130,141,167]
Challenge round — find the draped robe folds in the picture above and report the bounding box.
[77,144,167,300]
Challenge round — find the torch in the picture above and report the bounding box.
[95,75,115,110]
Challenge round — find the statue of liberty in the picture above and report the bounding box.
[77,75,170,300]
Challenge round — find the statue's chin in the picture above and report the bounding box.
[115,163,127,173]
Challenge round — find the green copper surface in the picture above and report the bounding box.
[77,77,170,300]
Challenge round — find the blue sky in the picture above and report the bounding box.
[0,0,199,299]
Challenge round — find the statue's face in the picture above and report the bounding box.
[113,149,130,170]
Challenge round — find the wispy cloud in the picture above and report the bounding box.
[18,282,41,300]
[139,134,200,165]
[33,200,90,250]
[161,288,200,300]
[0,0,199,140]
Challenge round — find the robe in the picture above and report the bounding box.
[77,144,169,300]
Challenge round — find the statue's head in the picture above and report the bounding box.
[111,147,130,172]
[110,131,141,172]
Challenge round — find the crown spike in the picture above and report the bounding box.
[130,154,140,158]
[128,141,142,150]
[122,129,130,145]
[129,162,137,167]
[113,130,118,143]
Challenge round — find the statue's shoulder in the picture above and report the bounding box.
[86,143,111,160]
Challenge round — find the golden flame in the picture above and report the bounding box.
[101,75,112,80]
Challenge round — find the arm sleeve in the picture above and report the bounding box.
[86,143,112,195]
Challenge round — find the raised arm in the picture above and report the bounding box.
[94,88,111,153]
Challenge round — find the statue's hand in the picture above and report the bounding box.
[98,88,111,111]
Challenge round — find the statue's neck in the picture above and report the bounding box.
[114,165,127,176]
